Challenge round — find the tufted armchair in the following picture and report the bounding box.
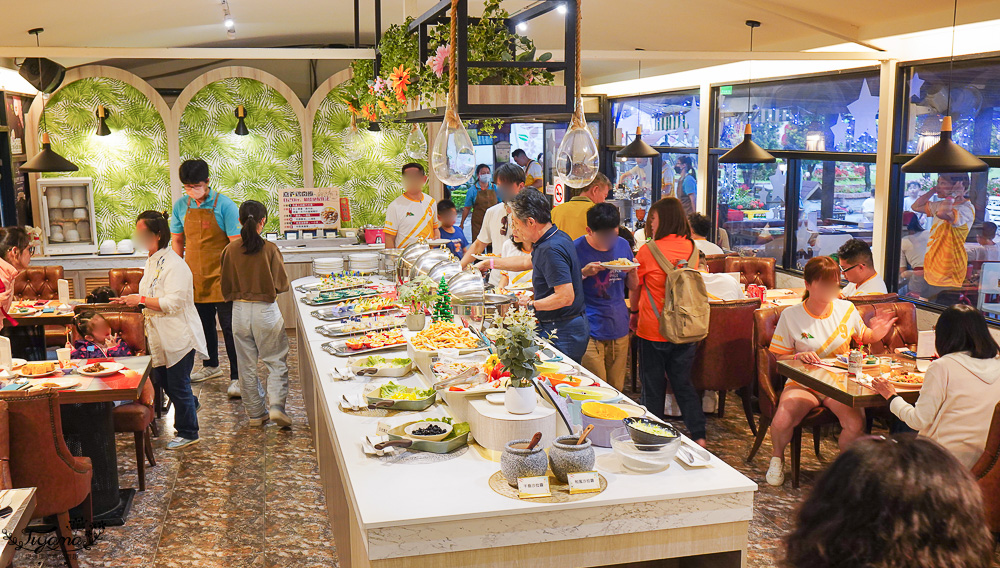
[852,301,917,355]
[13,265,63,300]
[108,268,144,297]
[844,292,898,306]
[725,256,776,289]
[0,401,10,490]
[748,305,838,488]
[704,253,738,274]
[691,298,761,434]
[112,381,156,491]
[70,311,147,356]
[972,402,1000,534]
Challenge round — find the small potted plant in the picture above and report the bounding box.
[397,275,437,330]
[487,308,540,414]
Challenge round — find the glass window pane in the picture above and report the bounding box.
[717,73,880,153]
[716,161,787,263]
[613,155,654,230]
[796,160,876,270]
[896,170,998,312]
[660,153,698,216]
[902,62,1000,156]
[612,90,700,148]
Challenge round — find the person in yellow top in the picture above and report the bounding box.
[383,163,440,249]
[764,256,897,487]
[513,149,544,191]
[910,173,974,300]
[550,173,611,240]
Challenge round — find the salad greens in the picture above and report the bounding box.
[360,356,412,368]
[421,417,470,440]
[378,382,434,400]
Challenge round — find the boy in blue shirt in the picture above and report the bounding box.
[575,203,637,390]
[437,199,468,257]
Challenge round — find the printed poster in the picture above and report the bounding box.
[278,188,342,232]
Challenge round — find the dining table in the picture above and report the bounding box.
[776,354,922,408]
[5,299,82,361]
[0,488,36,566]
[42,355,152,527]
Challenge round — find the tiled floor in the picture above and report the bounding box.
[27,331,853,567]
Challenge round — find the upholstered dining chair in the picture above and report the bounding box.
[724,256,776,289]
[1,389,93,568]
[69,311,147,356]
[844,292,898,306]
[852,301,918,355]
[0,400,11,490]
[108,268,144,297]
[112,380,157,491]
[748,305,838,488]
[691,298,761,434]
[704,253,737,274]
[14,265,68,347]
[972,402,1000,534]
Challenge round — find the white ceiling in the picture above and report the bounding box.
[4,0,1000,99]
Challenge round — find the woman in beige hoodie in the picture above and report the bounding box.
[873,305,1000,468]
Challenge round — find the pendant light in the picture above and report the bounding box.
[901,0,987,173]
[430,0,476,186]
[719,20,775,164]
[95,105,111,136]
[554,0,600,188]
[405,124,427,159]
[615,57,658,160]
[20,29,78,173]
[234,105,249,136]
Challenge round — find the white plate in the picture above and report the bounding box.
[472,254,501,261]
[18,364,60,378]
[77,362,126,377]
[8,307,38,316]
[6,358,26,371]
[27,377,81,390]
[485,392,505,404]
[600,261,639,271]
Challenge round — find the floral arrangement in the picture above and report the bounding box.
[727,186,766,210]
[341,0,554,134]
[486,307,540,388]
[397,275,438,311]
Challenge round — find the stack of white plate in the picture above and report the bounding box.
[348,252,379,275]
[313,257,344,277]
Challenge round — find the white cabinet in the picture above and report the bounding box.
[38,177,99,255]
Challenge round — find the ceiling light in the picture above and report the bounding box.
[617,126,659,158]
[20,28,78,173]
[95,105,111,136]
[516,22,527,32]
[719,20,776,164]
[556,4,567,15]
[224,18,234,29]
[234,105,249,136]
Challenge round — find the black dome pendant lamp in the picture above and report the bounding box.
[20,28,78,173]
[719,20,775,164]
[901,0,986,173]
[617,57,659,159]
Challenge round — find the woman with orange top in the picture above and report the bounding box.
[631,197,706,446]
[764,256,896,486]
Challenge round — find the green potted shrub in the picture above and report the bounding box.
[487,308,541,414]
[397,275,437,330]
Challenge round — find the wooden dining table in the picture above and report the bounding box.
[5,299,83,361]
[776,354,922,408]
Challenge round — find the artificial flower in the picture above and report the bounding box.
[377,100,389,114]
[426,44,450,78]
[390,65,411,96]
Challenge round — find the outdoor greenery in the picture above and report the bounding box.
[43,77,171,242]
[179,77,303,232]
[312,85,426,227]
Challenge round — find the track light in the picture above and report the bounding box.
[556,4,567,14]
[224,18,234,29]
[234,105,249,136]
[95,105,110,136]
[516,22,527,32]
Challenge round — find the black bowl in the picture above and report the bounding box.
[623,417,681,446]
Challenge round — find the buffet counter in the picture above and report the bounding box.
[292,275,757,568]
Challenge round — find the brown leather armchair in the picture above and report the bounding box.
[13,265,63,300]
[845,292,898,306]
[70,311,147,356]
[853,301,918,355]
[704,254,736,274]
[971,402,1000,534]
[1,390,93,567]
[748,305,837,488]
[108,268,144,297]
[112,381,156,491]
[691,298,761,434]
[0,400,10,489]
[724,256,776,288]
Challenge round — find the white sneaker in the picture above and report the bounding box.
[227,381,242,399]
[167,437,200,450]
[702,391,719,414]
[191,366,223,383]
[664,394,682,418]
[269,407,292,428]
[766,457,785,486]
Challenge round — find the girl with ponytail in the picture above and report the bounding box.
[220,200,292,427]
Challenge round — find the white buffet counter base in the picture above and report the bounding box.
[293,275,756,568]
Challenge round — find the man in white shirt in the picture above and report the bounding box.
[512,149,544,191]
[837,239,888,297]
[460,163,526,286]
[383,163,440,249]
[697,252,744,301]
[689,213,725,256]
[969,221,1000,262]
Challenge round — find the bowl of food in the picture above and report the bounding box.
[364,381,436,411]
[555,384,621,402]
[580,401,646,447]
[610,427,681,472]
[623,416,681,447]
[404,421,453,442]
[535,361,560,375]
[348,355,413,377]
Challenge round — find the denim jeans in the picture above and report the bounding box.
[638,338,705,440]
[538,314,590,364]
[232,301,290,418]
[153,349,199,440]
[195,301,238,381]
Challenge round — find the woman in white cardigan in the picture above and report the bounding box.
[113,211,208,450]
[872,305,1000,468]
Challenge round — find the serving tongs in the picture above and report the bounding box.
[432,366,487,391]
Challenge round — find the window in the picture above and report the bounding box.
[613,155,655,230]
[612,90,699,148]
[717,71,880,153]
[715,161,786,263]
[796,160,876,269]
[660,152,699,215]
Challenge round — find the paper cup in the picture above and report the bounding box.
[56,347,71,364]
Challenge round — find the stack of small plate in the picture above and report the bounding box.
[313,257,344,277]
[348,253,379,275]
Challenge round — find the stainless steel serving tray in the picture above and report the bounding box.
[310,307,401,322]
[294,281,372,293]
[300,289,379,306]
[316,320,406,338]
[322,340,408,357]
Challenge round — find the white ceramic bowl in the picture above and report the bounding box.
[403,421,452,442]
[72,208,87,220]
[117,239,134,254]
[99,240,117,254]
[64,230,80,242]
[59,198,75,208]
[609,427,681,472]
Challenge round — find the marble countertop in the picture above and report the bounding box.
[293,275,757,543]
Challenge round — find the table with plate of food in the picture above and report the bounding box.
[291,275,755,568]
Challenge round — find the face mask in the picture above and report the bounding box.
[674,166,682,174]
[479,173,492,184]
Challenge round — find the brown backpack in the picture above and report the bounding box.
[642,241,710,344]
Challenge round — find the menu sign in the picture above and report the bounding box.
[278,188,342,232]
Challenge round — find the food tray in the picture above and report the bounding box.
[364,386,437,411]
[347,356,414,377]
[310,307,400,321]
[316,321,405,339]
[323,340,408,357]
[300,289,379,306]
[295,281,372,294]
[384,421,469,453]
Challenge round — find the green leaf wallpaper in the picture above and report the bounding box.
[43,77,171,242]
[312,85,426,227]
[179,77,303,232]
